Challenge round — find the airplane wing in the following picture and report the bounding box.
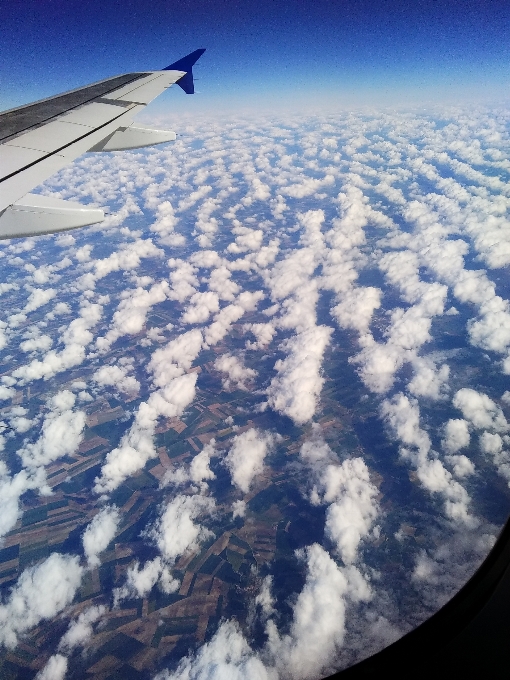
[0,48,205,240]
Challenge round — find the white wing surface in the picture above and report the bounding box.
[0,49,205,239]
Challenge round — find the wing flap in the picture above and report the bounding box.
[97,125,176,151]
[4,120,98,153]
[0,193,104,240]
[59,101,129,126]
[0,145,46,176]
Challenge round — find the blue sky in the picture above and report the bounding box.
[1,0,510,113]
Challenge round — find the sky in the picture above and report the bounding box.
[1,0,510,113]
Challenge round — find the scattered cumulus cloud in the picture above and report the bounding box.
[82,505,120,567]
[147,494,215,564]
[224,428,275,493]
[0,553,83,649]
[3,105,510,677]
[268,326,332,425]
[214,353,257,390]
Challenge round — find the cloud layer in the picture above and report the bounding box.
[0,103,509,678]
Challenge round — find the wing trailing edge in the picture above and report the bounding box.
[91,125,177,152]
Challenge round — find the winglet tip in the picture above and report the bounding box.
[163,48,206,72]
[163,49,206,94]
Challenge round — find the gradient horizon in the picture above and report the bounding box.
[1,0,510,114]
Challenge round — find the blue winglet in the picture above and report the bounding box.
[163,49,206,94]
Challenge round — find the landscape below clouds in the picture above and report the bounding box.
[0,104,509,679]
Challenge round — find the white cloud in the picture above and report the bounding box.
[148,329,203,387]
[27,256,71,286]
[97,281,169,351]
[244,322,276,349]
[177,185,213,212]
[351,282,446,395]
[411,530,497,612]
[18,390,85,472]
[149,200,185,245]
[114,557,178,603]
[214,353,257,390]
[301,434,379,564]
[93,363,140,394]
[0,386,15,401]
[24,288,56,313]
[148,494,215,564]
[0,391,86,537]
[78,390,93,402]
[224,428,274,493]
[227,227,264,254]
[190,249,223,269]
[207,265,239,301]
[445,454,475,478]
[59,605,106,653]
[79,238,163,290]
[400,193,510,367]
[181,291,220,325]
[156,619,271,680]
[82,506,120,567]
[479,432,510,485]
[36,654,68,680]
[267,325,332,425]
[480,432,504,456]
[55,233,75,247]
[232,499,246,519]
[331,287,381,334]
[0,283,18,296]
[13,302,103,384]
[162,441,217,490]
[204,291,264,346]
[190,441,216,484]
[20,333,53,354]
[167,258,199,303]
[382,394,476,526]
[255,576,276,619]
[8,313,27,328]
[94,373,197,495]
[441,419,470,454]
[0,553,83,649]
[281,173,335,199]
[0,322,8,351]
[0,463,36,541]
[74,244,93,263]
[267,543,371,680]
[408,358,450,400]
[264,248,316,303]
[453,388,509,432]
[8,406,34,433]
[45,301,71,320]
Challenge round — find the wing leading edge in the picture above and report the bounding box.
[0,49,205,240]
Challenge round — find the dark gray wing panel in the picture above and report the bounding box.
[0,73,150,143]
